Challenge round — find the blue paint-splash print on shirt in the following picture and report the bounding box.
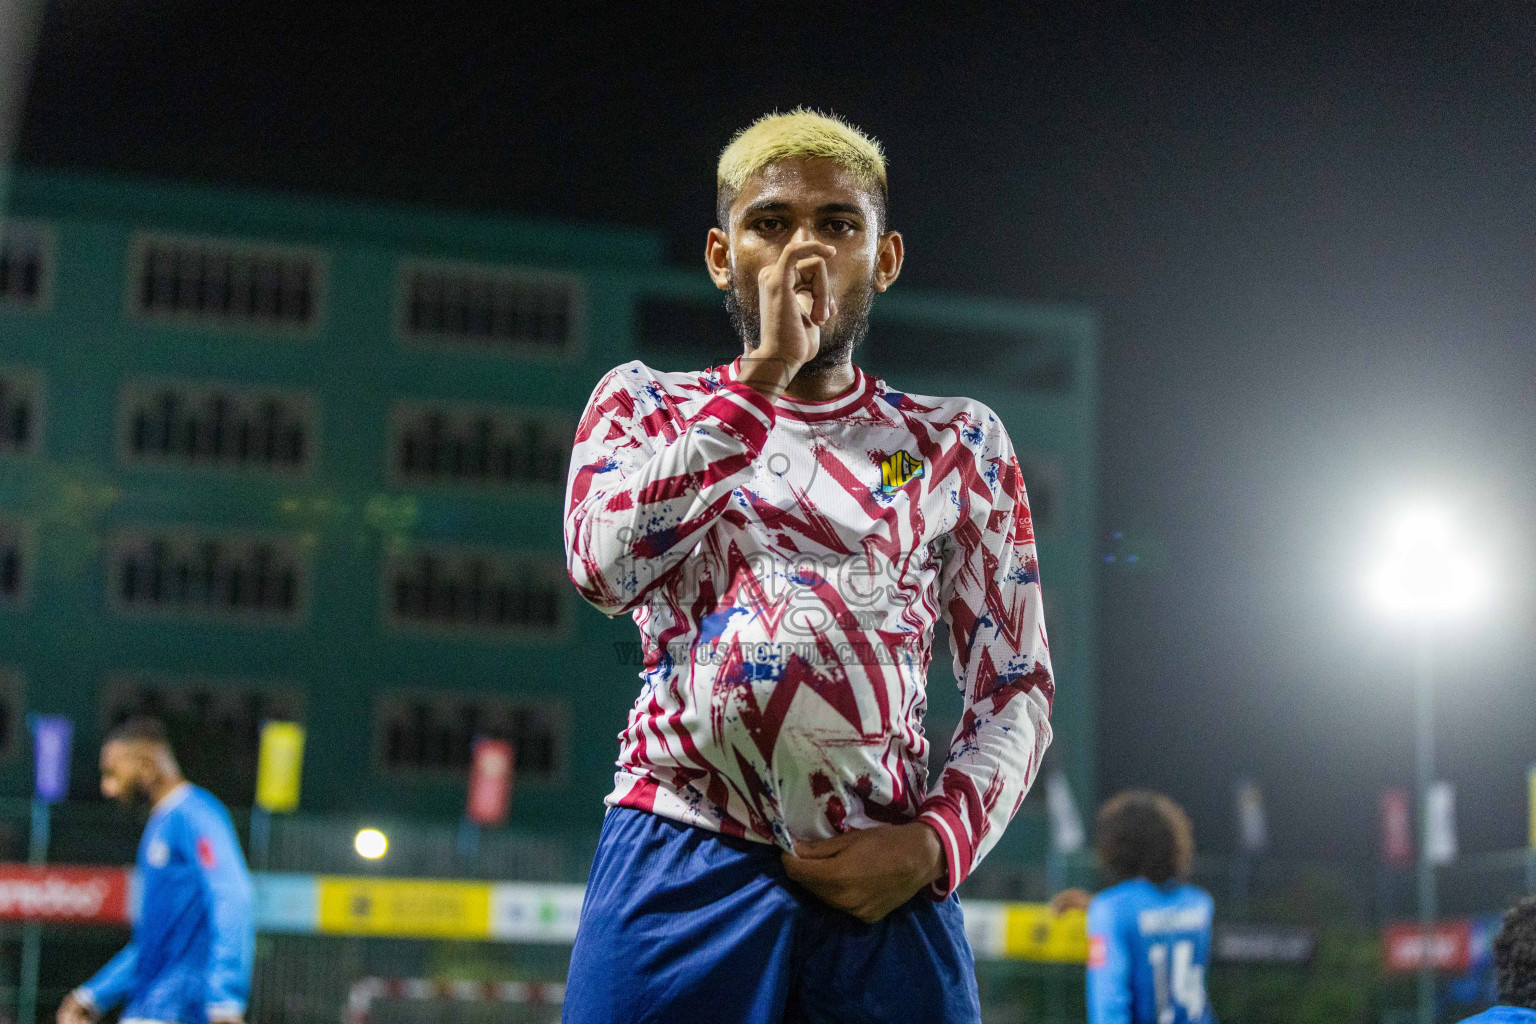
[697,605,751,644]
[1005,562,1040,586]
[995,658,1036,688]
[634,525,679,558]
[644,640,676,681]
[742,658,785,683]
[788,567,826,588]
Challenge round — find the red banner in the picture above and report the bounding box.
[1383,920,1472,973]
[0,866,130,924]
[467,739,515,826]
[1380,789,1414,868]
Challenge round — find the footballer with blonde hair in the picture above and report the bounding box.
[561,109,1055,1022]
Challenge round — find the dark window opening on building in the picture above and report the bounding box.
[385,548,564,635]
[110,531,306,621]
[636,298,733,358]
[867,319,1073,393]
[377,693,563,779]
[0,368,41,456]
[131,235,320,330]
[0,223,48,308]
[401,263,578,354]
[0,523,24,606]
[121,382,314,472]
[391,403,568,488]
[103,676,303,806]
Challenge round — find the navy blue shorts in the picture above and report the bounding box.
[561,807,981,1024]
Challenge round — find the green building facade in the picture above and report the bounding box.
[0,168,1095,869]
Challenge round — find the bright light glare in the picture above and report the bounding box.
[354,828,388,859]
[1366,505,1487,618]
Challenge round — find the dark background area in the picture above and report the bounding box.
[17,2,1536,862]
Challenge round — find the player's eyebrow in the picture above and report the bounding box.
[740,200,795,219]
[814,203,866,219]
[738,200,869,221]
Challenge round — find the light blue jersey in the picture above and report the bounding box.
[1457,1009,1536,1023]
[78,784,255,1024]
[1087,878,1217,1024]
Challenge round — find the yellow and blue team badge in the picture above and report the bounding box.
[879,450,925,495]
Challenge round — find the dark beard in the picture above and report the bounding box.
[117,774,156,807]
[725,270,875,373]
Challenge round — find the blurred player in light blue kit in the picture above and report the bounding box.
[57,717,255,1024]
[1055,790,1216,1024]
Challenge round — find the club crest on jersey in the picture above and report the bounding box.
[879,450,925,494]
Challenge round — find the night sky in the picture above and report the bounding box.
[17,3,1536,861]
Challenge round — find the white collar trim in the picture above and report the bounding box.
[151,781,192,817]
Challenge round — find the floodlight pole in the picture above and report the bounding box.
[1414,628,1437,1024]
[16,795,49,1024]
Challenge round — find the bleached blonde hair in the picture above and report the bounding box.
[715,108,888,228]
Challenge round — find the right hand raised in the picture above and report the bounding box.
[57,992,97,1024]
[739,232,836,398]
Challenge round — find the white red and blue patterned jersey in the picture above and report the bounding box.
[563,355,1055,896]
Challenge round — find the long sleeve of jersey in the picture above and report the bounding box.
[1087,898,1135,1024]
[565,362,778,616]
[77,944,138,1013]
[185,806,256,1017]
[917,419,1054,897]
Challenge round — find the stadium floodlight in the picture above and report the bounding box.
[354,828,388,859]
[1362,502,1489,1024]
[1365,505,1486,619]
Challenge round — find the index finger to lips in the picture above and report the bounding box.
[778,240,835,280]
[782,238,835,259]
[810,256,831,323]
[793,258,831,324]
[795,289,816,322]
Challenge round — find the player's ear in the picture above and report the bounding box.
[705,228,732,291]
[873,230,903,293]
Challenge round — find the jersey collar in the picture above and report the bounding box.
[722,356,877,422]
[151,781,192,818]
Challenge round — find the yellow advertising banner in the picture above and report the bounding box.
[1529,765,1536,851]
[1002,904,1089,964]
[317,878,493,939]
[255,722,305,813]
